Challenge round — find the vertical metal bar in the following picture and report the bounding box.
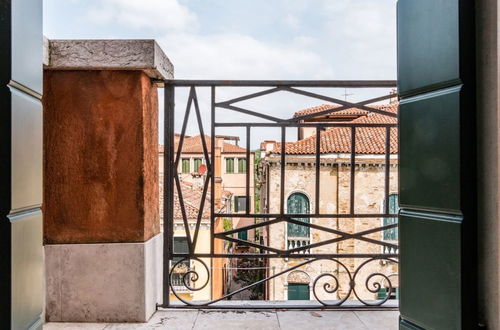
[350,127,356,214]
[174,87,194,168]
[210,86,215,255]
[315,126,321,214]
[163,84,175,307]
[280,126,286,215]
[246,125,251,214]
[384,127,391,213]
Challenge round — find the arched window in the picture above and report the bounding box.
[383,194,399,241]
[287,193,310,238]
[382,193,399,254]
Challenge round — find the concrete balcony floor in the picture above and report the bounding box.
[44,309,399,329]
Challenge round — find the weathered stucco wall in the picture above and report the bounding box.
[266,160,398,301]
[43,70,160,244]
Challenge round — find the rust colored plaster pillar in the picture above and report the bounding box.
[44,70,160,243]
[43,40,173,322]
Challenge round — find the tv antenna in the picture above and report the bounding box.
[341,88,354,101]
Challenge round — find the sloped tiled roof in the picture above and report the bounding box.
[293,104,369,118]
[174,181,231,221]
[174,181,211,220]
[275,103,398,155]
[175,135,248,154]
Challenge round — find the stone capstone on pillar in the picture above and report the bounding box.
[45,39,173,79]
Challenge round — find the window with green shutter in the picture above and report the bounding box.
[234,196,248,213]
[238,158,247,173]
[181,158,190,173]
[171,237,190,286]
[237,230,248,241]
[287,193,310,238]
[226,158,234,173]
[193,158,202,172]
[288,283,310,300]
[383,194,399,241]
[377,287,399,300]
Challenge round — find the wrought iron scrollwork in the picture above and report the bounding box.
[351,257,399,306]
[312,258,352,306]
[169,257,398,307]
[170,257,211,305]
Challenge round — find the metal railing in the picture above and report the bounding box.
[162,80,399,308]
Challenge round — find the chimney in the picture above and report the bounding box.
[390,89,398,104]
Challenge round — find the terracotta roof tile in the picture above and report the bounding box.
[176,135,248,154]
[293,104,369,118]
[276,103,398,155]
[174,181,211,220]
[173,181,231,221]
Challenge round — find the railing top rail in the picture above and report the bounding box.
[162,79,397,88]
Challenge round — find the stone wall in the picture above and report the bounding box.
[266,159,398,301]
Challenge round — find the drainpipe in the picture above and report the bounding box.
[335,162,340,296]
[211,137,223,300]
[272,266,276,301]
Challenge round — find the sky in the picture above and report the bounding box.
[43,0,397,148]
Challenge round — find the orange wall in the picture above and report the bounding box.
[43,70,160,243]
[212,216,228,299]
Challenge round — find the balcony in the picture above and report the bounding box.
[45,308,399,330]
[287,237,310,253]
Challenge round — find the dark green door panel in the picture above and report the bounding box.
[399,87,461,213]
[397,0,476,329]
[288,284,310,300]
[10,211,44,330]
[0,0,44,329]
[397,0,459,95]
[400,212,462,330]
[400,319,425,330]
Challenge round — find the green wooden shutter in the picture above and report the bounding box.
[398,1,476,329]
[193,158,202,172]
[383,194,399,241]
[287,193,310,238]
[238,158,247,173]
[173,237,188,254]
[237,230,248,241]
[181,158,190,173]
[1,1,44,327]
[234,196,247,213]
[288,284,310,300]
[226,158,234,173]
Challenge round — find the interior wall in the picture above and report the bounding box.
[476,0,500,328]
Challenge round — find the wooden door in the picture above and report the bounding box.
[397,0,476,329]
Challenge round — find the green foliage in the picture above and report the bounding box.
[253,151,261,213]
[223,218,232,231]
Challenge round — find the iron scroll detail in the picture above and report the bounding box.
[169,257,398,307]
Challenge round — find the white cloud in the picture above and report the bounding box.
[158,33,335,79]
[320,0,397,78]
[87,0,197,32]
[284,13,300,29]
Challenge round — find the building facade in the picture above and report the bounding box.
[159,134,256,301]
[259,103,399,302]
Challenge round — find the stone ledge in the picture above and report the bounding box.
[45,39,173,80]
